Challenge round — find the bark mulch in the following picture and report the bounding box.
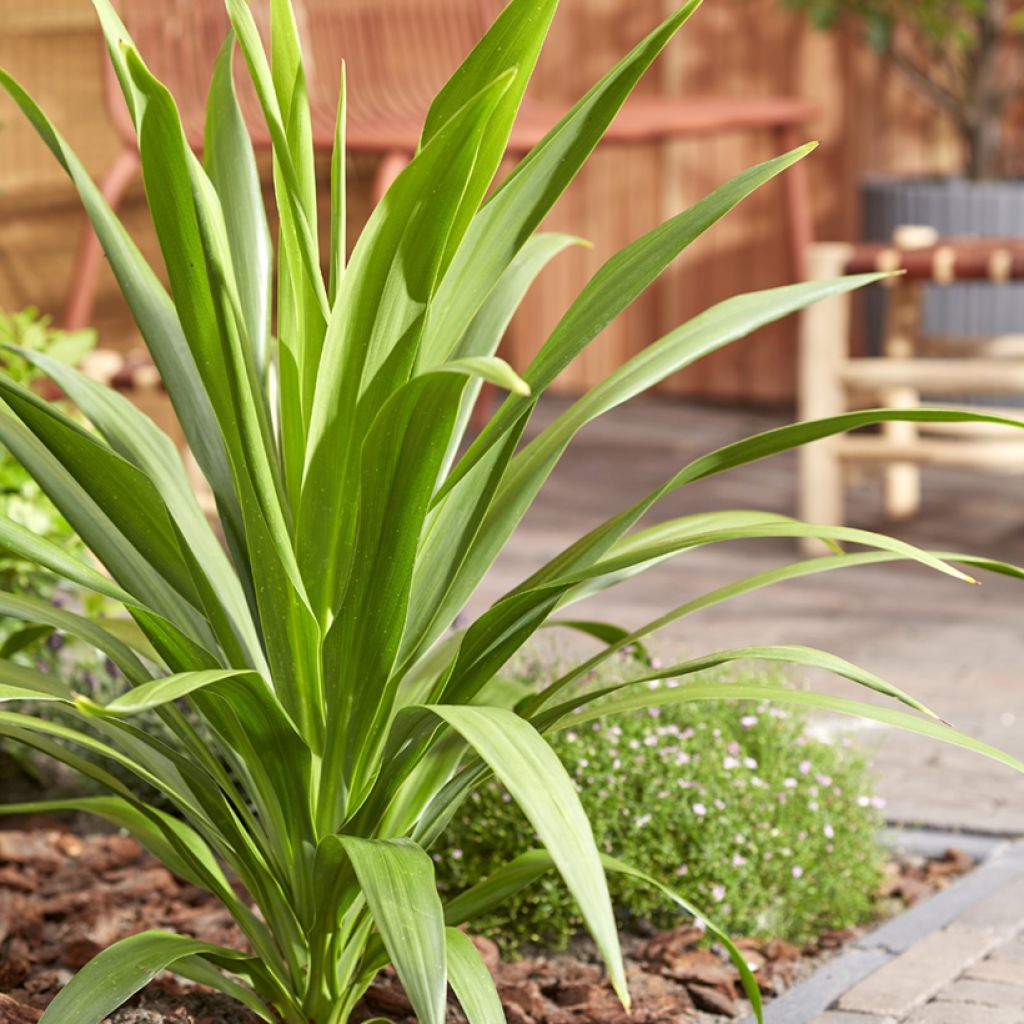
[0,823,973,1024]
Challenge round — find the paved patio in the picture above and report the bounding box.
[476,395,1024,835]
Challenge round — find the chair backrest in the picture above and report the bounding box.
[108,0,503,144]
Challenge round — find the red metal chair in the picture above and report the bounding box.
[64,0,816,330]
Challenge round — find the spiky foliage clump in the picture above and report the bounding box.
[1,1,1023,1022]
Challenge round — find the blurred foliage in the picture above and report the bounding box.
[0,308,96,605]
[779,0,1006,50]
[779,0,1024,178]
[0,309,123,774]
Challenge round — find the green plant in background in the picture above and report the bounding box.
[780,0,1024,179]
[0,308,95,605]
[1,1,1024,1022]
[0,309,124,777]
[439,659,885,951]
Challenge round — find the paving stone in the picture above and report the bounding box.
[838,926,1000,1016]
[905,1003,1024,1024]
[954,875,1024,934]
[965,959,1024,986]
[936,978,1024,1007]
[810,1013,896,1024]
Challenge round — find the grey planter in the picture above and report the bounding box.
[862,175,1024,343]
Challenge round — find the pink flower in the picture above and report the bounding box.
[791,866,804,879]
[692,802,707,817]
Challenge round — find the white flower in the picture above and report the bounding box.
[824,824,835,839]
[723,755,740,770]
[692,802,707,817]
[731,854,747,867]
[711,884,726,902]
[791,865,804,879]
[635,813,652,828]
[740,714,758,728]
[783,777,797,789]
[566,730,578,742]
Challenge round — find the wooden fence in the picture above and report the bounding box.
[0,0,964,404]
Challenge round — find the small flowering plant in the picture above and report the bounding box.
[438,662,886,949]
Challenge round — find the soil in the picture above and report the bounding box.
[0,820,974,1024]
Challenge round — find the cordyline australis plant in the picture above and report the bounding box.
[1,1,1024,1022]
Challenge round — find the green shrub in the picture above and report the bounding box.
[0,308,96,607]
[0,309,123,775]
[438,659,885,950]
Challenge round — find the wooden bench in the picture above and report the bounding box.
[798,230,1024,542]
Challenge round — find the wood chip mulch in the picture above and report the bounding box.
[0,823,974,1024]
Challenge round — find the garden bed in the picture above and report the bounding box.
[0,821,974,1024]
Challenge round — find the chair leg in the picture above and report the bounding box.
[372,151,412,205]
[470,382,496,432]
[776,125,814,283]
[798,243,853,554]
[63,148,141,331]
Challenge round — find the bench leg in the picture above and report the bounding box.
[798,243,853,553]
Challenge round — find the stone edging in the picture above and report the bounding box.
[738,829,1024,1023]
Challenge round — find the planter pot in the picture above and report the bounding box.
[862,175,1024,345]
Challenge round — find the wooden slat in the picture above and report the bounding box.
[836,436,1024,470]
[842,358,1024,394]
